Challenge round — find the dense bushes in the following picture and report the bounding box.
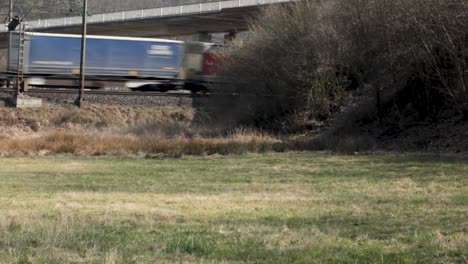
[217,1,347,129]
[218,0,468,129]
[336,0,468,119]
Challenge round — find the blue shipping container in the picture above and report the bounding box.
[9,32,184,79]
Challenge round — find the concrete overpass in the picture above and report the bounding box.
[0,0,292,48]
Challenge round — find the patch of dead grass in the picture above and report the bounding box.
[0,129,280,156]
[0,104,285,156]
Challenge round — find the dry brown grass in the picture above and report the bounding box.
[0,103,287,156]
[0,128,280,157]
[0,102,381,155]
[0,103,193,133]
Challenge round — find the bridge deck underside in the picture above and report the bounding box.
[0,6,260,48]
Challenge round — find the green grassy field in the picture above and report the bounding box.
[0,153,466,263]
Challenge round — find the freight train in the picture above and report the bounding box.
[0,32,221,92]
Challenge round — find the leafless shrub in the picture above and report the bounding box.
[218,0,468,132]
[216,1,347,129]
[334,0,468,118]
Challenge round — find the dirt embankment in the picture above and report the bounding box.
[319,86,468,155]
[0,101,279,156]
[0,94,466,156]
[370,109,468,154]
[0,102,194,137]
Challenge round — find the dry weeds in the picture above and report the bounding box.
[0,103,283,156]
[0,129,280,156]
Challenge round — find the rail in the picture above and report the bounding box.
[1,0,292,32]
[1,88,210,98]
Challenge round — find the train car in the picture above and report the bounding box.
[3,32,186,90]
[181,42,222,93]
[1,32,221,92]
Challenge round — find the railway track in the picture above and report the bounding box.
[1,88,210,98]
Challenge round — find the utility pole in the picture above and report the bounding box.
[8,0,13,22]
[75,0,88,107]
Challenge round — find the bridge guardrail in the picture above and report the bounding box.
[1,0,291,32]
